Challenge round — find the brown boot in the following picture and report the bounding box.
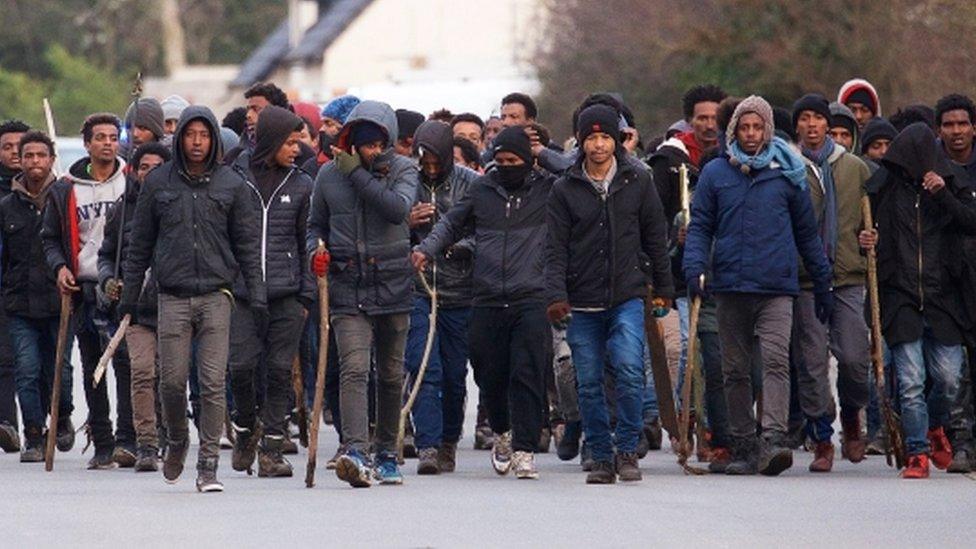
[840,415,866,463]
[809,441,834,473]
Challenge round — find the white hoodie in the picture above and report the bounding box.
[63,157,127,282]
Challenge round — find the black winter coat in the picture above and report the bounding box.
[0,179,60,318]
[417,169,553,307]
[546,156,674,308]
[867,123,976,346]
[121,106,266,308]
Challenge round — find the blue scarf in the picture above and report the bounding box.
[801,137,838,264]
[729,136,807,189]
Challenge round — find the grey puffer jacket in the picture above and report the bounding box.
[306,100,419,315]
[411,120,478,308]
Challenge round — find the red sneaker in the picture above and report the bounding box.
[927,427,953,470]
[901,454,930,479]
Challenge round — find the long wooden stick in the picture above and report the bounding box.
[45,294,73,471]
[397,271,437,461]
[93,314,130,387]
[305,240,330,488]
[861,196,905,469]
[677,275,707,475]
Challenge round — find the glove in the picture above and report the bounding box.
[546,301,572,329]
[686,275,710,301]
[814,290,833,324]
[334,148,362,176]
[311,248,331,277]
[104,278,123,302]
[651,297,672,318]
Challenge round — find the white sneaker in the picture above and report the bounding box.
[513,451,539,479]
[491,431,512,475]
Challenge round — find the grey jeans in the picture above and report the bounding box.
[551,327,579,423]
[158,292,231,461]
[792,286,870,423]
[716,293,793,440]
[332,312,408,455]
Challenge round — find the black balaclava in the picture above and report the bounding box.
[491,126,534,191]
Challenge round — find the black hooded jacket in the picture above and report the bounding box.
[120,106,266,308]
[0,173,60,318]
[867,122,976,346]
[410,120,478,308]
[547,152,674,308]
[231,106,314,305]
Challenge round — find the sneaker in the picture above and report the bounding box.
[417,447,440,475]
[0,422,21,453]
[87,449,116,470]
[257,436,294,478]
[231,421,261,473]
[281,436,299,455]
[134,445,159,472]
[163,439,190,483]
[437,442,457,473]
[586,460,616,484]
[644,418,663,451]
[840,415,866,463]
[901,453,930,479]
[474,425,494,450]
[19,426,44,463]
[808,442,834,473]
[615,452,642,482]
[758,436,793,476]
[512,451,539,479]
[708,446,732,474]
[725,437,758,476]
[373,452,404,485]
[557,421,581,461]
[865,431,887,455]
[195,457,224,492]
[326,444,346,470]
[491,431,513,475]
[113,445,137,468]
[537,427,551,453]
[335,449,373,488]
[56,416,75,452]
[947,449,972,474]
[927,427,953,470]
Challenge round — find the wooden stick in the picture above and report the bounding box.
[45,294,73,471]
[93,314,131,387]
[397,271,437,461]
[292,353,308,448]
[305,240,330,488]
[677,275,708,475]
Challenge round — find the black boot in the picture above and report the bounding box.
[759,434,793,476]
[195,457,224,492]
[725,436,758,475]
[20,426,45,463]
[134,444,159,472]
[557,420,581,461]
[231,420,261,473]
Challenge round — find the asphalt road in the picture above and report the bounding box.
[1,355,975,548]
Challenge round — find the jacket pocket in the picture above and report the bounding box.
[156,191,182,229]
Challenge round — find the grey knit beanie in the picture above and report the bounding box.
[726,95,774,149]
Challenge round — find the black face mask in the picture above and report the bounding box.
[318,130,334,153]
[495,164,532,191]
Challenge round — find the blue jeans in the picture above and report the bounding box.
[404,297,470,449]
[674,297,690,405]
[641,338,659,421]
[9,315,73,430]
[567,298,645,461]
[891,327,963,456]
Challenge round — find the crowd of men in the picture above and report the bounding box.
[0,75,975,493]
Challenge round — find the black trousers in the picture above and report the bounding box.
[0,305,19,429]
[229,296,305,437]
[71,288,115,453]
[468,303,547,452]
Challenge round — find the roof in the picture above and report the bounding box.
[230,0,374,89]
[285,0,374,63]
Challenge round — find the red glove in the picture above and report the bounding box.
[311,248,331,277]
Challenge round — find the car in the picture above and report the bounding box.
[54,136,86,174]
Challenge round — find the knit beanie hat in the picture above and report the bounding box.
[395,109,425,140]
[492,126,533,165]
[837,78,881,116]
[350,121,388,148]
[320,95,360,124]
[726,95,774,149]
[576,104,620,144]
[829,102,858,135]
[293,102,322,132]
[860,117,897,155]
[791,93,832,130]
[124,98,165,139]
[160,95,189,122]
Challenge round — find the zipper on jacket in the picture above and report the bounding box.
[502,194,513,303]
[244,170,294,281]
[916,193,924,312]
